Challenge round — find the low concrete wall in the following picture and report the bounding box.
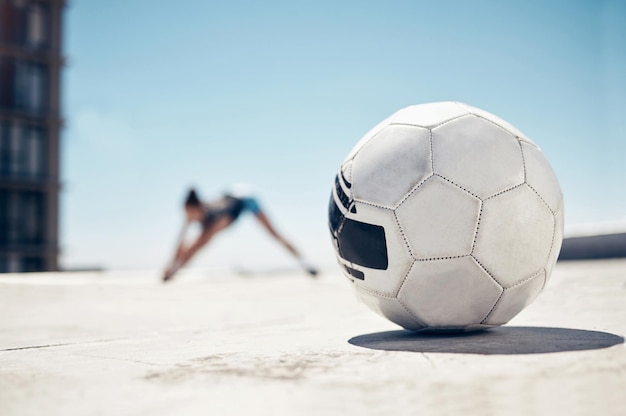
[558,233,626,261]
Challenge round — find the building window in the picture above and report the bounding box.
[0,0,49,49]
[20,191,45,243]
[0,190,44,246]
[0,121,46,179]
[0,57,13,109]
[0,58,48,114]
[24,125,45,178]
[6,190,19,244]
[9,122,24,176]
[26,3,48,50]
[0,123,10,175]
[0,190,8,246]
[0,1,17,45]
[14,60,47,114]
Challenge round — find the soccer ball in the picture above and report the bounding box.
[329,102,563,332]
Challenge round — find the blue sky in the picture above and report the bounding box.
[62,0,626,270]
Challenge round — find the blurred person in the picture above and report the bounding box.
[163,187,318,282]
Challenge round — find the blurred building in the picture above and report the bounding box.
[0,0,64,272]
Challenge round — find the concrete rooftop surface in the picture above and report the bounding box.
[1,260,625,416]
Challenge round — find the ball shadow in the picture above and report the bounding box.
[348,326,624,355]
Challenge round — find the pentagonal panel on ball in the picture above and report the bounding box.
[473,185,555,288]
[390,101,469,128]
[521,142,562,213]
[398,257,502,328]
[432,115,524,199]
[351,124,432,207]
[395,176,480,259]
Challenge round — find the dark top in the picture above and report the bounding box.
[201,195,261,229]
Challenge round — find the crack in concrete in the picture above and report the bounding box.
[0,338,127,352]
[1,342,78,352]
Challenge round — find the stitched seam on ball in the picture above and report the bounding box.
[434,173,481,199]
[351,125,389,162]
[473,114,539,148]
[552,202,564,244]
[539,268,549,291]
[470,200,483,255]
[393,211,415,258]
[428,128,435,173]
[429,113,470,129]
[394,174,433,208]
[518,139,527,183]
[388,122,430,129]
[471,254,503,286]
[546,212,558,264]
[397,298,427,327]
[455,102,472,113]
[517,137,538,147]
[526,183,556,216]
[471,256,505,323]
[470,114,520,140]
[481,290,504,324]
[353,198,394,211]
[541,207,561,291]
[483,269,546,324]
[356,285,396,299]
[458,106,538,148]
[395,259,416,298]
[504,269,544,290]
[484,183,525,201]
[543,203,563,291]
[414,254,470,262]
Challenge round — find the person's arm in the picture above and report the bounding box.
[163,221,190,282]
[176,229,213,265]
[173,221,190,262]
[163,229,209,282]
[163,216,233,282]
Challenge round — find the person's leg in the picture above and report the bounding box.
[254,211,300,257]
[253,211,318,276]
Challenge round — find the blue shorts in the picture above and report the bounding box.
[240,196,261,215]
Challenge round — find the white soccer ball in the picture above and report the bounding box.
[329,102,563,332]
